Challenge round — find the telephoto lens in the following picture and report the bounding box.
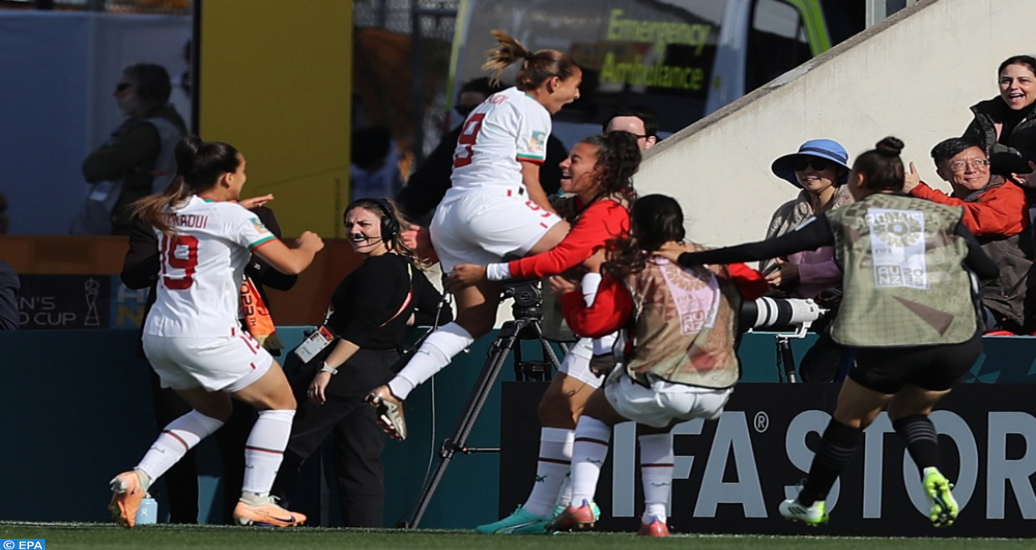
[741,296,826,330]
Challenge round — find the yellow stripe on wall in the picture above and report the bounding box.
[199,0,352,237]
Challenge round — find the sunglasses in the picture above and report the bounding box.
[115,82,133,93]
[793,157,831,171]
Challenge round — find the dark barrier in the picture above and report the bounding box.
[500,382,1036,537]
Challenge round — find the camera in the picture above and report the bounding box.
[502,280,542,320]
[741,296,827,335]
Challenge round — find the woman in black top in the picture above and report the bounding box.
[271,198,450,527]
[663,138,998,529]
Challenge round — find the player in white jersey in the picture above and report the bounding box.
[367,30,582,442]
[108,136,324,529]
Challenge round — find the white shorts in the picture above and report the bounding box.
[430,187,563,272]
[604,370,733,429]
[558,338,602,388]
[143,332,274,393]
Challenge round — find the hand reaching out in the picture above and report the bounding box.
[239,194,275,210]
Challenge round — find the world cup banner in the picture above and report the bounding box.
[500,383,1036,537]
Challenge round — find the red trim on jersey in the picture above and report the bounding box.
[516,155,545,165]
[250,238,276,251]
[249,362,257,370]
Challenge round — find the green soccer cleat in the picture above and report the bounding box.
[476,506,550,535]
[778,498,829,526]
[923,467,959,527]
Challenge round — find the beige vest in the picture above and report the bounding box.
[828,193,978,346]
[622,252,742,389]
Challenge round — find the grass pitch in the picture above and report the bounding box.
[1,522,1032,550]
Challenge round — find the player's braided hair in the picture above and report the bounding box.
[481,29,579,90]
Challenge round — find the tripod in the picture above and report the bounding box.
[402,283,563,528]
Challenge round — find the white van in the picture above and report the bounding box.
[448,0,864,146]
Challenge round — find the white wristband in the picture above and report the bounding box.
[486,263,512,281]
[319,362,338,375]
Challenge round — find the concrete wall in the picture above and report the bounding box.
[636,0,1034,247]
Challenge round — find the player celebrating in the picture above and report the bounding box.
[107,136,324,528]
[367,29,582,440]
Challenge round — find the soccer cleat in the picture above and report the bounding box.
[233,497,307,527]
[779,498,829,526]
[923,467,959,527]
[108,471,146,528]
[475,505,550,535]
[366,385,407,440]
[544,500,597,532]
[552,501,601,522]
[637,516,670,537]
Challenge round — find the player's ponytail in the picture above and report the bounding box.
[482,30,579,91]
[133,136,241,235]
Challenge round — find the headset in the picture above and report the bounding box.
[353,197,400,248]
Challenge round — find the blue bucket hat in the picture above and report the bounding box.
[771,139,851,188]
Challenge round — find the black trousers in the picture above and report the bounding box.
[148,370,254,524]
[271,347,397,527]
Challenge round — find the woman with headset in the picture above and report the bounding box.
[271,198,450,527]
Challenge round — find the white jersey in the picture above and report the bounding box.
[144,196,275,337]
[450,86,552,191]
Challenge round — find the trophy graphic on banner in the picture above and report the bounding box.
[84,278,100,327]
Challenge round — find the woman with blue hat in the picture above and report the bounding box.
[763,138,854,382]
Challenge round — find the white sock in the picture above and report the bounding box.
[136,410,224,484]
[639,433,673,523]
[570,416,611,507]
[523,428,574,518]
[241,409,295,498]
[580,272,603,306]
[555,473,573,509]
[389,322,474,400]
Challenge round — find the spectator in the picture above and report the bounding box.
[350,126,404,202]
[602,107,658,151]
[272,198,450,527]
[74,63,187,236]
[0,192,19,331]
[964,55,1036,168]
[765,139,854,382]
[396,78,567,224]
[903,136,1033,333]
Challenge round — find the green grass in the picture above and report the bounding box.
[0,523,1032,550]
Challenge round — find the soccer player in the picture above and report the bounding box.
[366,29,582,440]
[107,136,324,528]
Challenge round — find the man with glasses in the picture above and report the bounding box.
[904,136,1034,333]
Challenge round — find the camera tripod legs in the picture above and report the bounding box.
[403,317,560,529]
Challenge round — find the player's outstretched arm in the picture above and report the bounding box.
[253,231,324,275]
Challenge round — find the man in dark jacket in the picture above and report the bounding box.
[77,63,188,236]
